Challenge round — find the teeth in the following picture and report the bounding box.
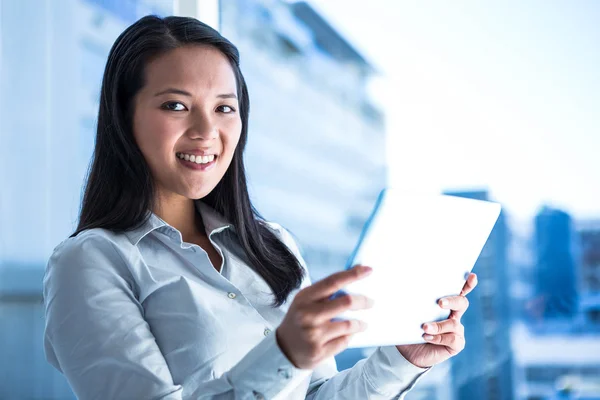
[177,152,216,164]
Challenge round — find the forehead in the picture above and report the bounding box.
[142,45,237,93]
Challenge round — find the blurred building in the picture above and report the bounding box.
[577,219,600,327]
[0,0,175,398]
[510,217,600,400]
[443,190,515,400]
[511,323,600,400]
[532,206,579,321]
[507,221,537,322]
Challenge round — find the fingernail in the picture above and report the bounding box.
[423,323,432,333]
[360,266,373,276]
[424,335,434,341]
[360,321,368,331]
[441,299,448,307]
[366,297,375,307]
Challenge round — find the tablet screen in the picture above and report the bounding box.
[336,189,501,348]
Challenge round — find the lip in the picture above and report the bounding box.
[177,156,217,171]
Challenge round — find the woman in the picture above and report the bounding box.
[43,15,476,399]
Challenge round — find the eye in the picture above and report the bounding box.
[218,105,236,113]
[161,101,187,112]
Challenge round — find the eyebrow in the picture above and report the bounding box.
[153,88,237,99]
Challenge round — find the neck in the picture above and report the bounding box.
[153,193,205,240]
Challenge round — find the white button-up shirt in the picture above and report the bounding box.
[43,200,429,399]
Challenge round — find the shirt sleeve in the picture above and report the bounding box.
[306,346,431,399]
[270,223,432,399]
[42,233,311,400]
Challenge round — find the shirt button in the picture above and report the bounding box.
[278,367,292,379]
[227,292,237,299]
[264,328,272,337]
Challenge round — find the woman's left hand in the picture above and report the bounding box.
[395,273,478,368]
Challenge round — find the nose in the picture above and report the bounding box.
[187,111,218,141]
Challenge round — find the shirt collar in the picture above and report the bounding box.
[124,199,233,246]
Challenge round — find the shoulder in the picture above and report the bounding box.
[45,228,135,285]
[262,221,302,255]
[262,221,288,239]
[51,228,130,261]
[262,221,312,285]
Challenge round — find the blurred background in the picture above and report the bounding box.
[0,0,599,399]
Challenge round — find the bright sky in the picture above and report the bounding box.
[310,0,600,222]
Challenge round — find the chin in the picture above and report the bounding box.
[189,186,216,200]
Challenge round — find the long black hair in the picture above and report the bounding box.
[72,15,304,306]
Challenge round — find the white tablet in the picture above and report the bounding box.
[333,189,501,348]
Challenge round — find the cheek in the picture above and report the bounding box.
[221,121,242,159]
[134,112,178,161]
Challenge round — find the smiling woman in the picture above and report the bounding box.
[40,14,467,400]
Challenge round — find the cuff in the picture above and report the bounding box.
[380,345,430,373]
[362,346,431,397]
[228,330,312,399]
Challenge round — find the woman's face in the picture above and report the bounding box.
[132,45,242,202]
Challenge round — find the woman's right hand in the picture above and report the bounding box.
[275,265,374,369]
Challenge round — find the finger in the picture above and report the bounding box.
[439,295,469,310]
[459,273,478,296]
[423,332,465,353]
[300,265,372,302]
[439,295,470,320]
[321,319,367,343]
[311,294,374,325]
[422,319,464,336]
[320,334,353,361]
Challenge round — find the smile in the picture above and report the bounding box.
[176,152,218,171]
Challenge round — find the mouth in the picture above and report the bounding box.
[175,152,218,171]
